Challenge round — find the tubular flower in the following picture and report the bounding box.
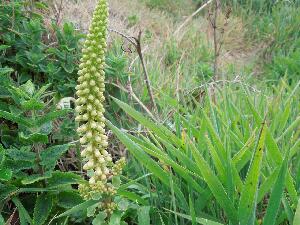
[75,0,125,201]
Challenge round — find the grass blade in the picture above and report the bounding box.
[189,141,239,224]
[164,208,224,225]
[262,147,290,225]
[107,120,188,209]
[238,121,267,225]
[294,198,300,225]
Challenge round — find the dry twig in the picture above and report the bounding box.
[109,29,158,112]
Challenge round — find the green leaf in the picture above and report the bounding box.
[8,85,31,100]
[238,122,267,225]
[189,195,197,225]
[0,168,12,181]
[0,145,5,166]
[0,45,10,51]
[36,109,71,127]
[246,98,298,204]
[47,171,82,188]
[62,60,75,73]
[57,191,84,209]
[0,214,4,224]
[92,212,107,225]
[112,176,121,188]
[12,197,32,225]
[109,211,122,225]
[262,146,290,225]
[0,67,13,76]
[56,200,99,218]
[87,204,98,217]
[117,190,147,206]
[138,206,150,225]
[19,132,49,144]
[107,120,188,209]
[294,198,300,225]
[6,148,36,162]
[33,193,53,225]
[189,141,238,224]
[21,171,52,185]
[3,159,34,172]
[21,80,35,97]
[165,208,224,225]
[0,110,32,127]
[40,144,70,170]
[21,98,45,110]
[33,83,51,99]
[0,184,17,201]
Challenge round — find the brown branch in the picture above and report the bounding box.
[109,29,158,112]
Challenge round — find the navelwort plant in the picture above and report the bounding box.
[75,0,125,215]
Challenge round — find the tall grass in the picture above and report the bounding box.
[108,80,300,224]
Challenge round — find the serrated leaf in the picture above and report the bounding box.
[21,171,52,185]
[0,110,32,127]
[33,83,51,99]
[8,85,30,101]
[19,132,49,144]
[21,98,45,110]
[20,80,35,97]
[12,197,32,225]
[57,191,84,209]
[0,184,17,201]
[40,144,70,170]
[35,109,71,127]
[47,171,82,188]
[3,159,35,172]
[6,148,36,162]
[33,193,53,225]
[0,67,13,76]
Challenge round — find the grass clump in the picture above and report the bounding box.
[109,79,300,224]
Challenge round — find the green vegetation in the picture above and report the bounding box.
[0,0,299,224]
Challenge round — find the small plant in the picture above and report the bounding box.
[0,68,83,224]
[0,1,83,97]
